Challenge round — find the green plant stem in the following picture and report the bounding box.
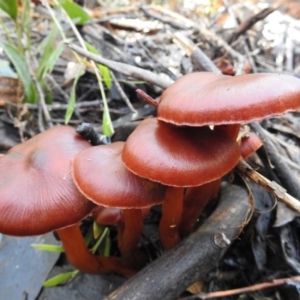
[45,0,114,135]
[0,15,14,46]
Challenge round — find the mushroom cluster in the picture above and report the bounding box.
[0,71,299,276]
[0,126,134,277]
[135,71,300,243]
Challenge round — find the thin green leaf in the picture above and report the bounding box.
[45,43,64,74]
[31,244,65,253]
[0,41,38,103]
[38,43,64,80]
[93,222,104,240]
[43,270,79,288]
[64,67,83,124]
[84,42,112,89]
[103,229,111,257]
[102,107,114,136]
[91,227,108,254]
[0,0,17,21]
[58,0,91,25]
[36,27,60,79]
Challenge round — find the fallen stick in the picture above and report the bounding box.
[105,184,250,300]
[180,275,300,299]
[236,159,300,214]
[67,43,174,89]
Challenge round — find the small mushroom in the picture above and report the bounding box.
[92,206,122,225]
[0,126,132,276]
[240,132,263,159]
[71,141,166,266]
[122,117,240,249]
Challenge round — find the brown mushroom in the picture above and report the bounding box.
[157,72,300,140]
[0,126,132,276]
[180,131,263,236]
[71,141,166,266]
[122,117,240,249]
[136,72,299,238]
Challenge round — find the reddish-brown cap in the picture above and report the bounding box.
[0,126,95,236]
[157,72,300,126]
[72,142,166,209]
[122,118,240,187]
[240,132,263,159]
[92,206,122,225]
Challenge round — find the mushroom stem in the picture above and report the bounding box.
[215,124,241,140]
[159,187,184,250]
[179,179,221,238]
[118,209,144,258]
[136,89,159,108]
[56,224,135,277]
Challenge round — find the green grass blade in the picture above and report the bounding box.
[31,244,65,253]
[93,222,104,240]
[36,27,63,80]
[102,107,114,136]
[0,0,17,21]
[84,42,112,89]
[0,41,38,103]
[43,270,79,287]
[58,0,91,25]
[103,229,111,257]
[64,67,83,124]
[91,227,108,254]
[40,43,64,80]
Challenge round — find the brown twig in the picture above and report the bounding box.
[236,159,300,214]
[179,275,300,299]
[67,43,174,89]
[109,70,137,114]
[139,5,190,30]
[228,6,277,44]
[25,53,53,130]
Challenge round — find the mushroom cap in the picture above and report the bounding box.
[157,72,300,126]
[0,126,95,236]
[122,118,240,187]
[71,142,166,209]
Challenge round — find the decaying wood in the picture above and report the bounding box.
[105,184,250,300]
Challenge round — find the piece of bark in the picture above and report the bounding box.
[105,184,250,300]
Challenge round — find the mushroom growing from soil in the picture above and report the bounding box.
[122,117,240,249]
[0,126,133,276]
[71,141,166,267]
